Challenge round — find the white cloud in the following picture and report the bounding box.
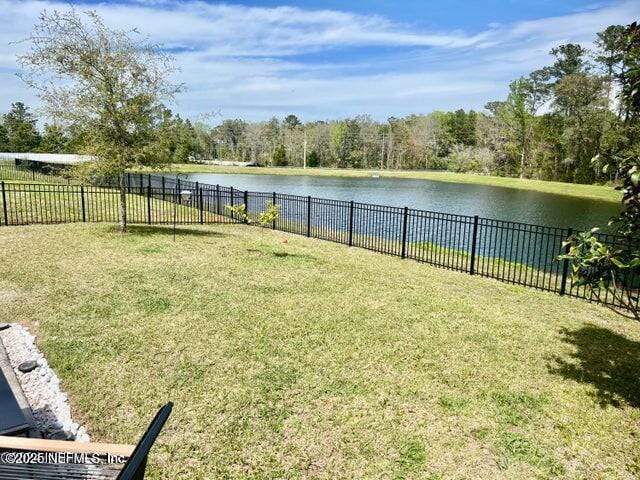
[0,0,638,122]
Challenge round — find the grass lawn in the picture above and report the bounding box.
[1,223,639,479]
[147,164,622,203]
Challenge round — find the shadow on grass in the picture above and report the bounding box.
[108,225,227,237]
[550,324,640,408]
[272,251,307,259]
[245,248,317,261]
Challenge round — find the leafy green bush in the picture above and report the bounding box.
[560,22,640,317]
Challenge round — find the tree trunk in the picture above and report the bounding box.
[519,146,526,178]
[119,172,127,233]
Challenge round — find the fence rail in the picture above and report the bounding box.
[0,166,638,312]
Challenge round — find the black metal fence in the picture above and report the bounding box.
[1,168,638,312]
[0,182,235,226]
[0,160,71,184]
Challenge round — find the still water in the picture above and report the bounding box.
[175,173,618,230]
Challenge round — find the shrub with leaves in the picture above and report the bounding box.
[258,201,280,227]
[560,22,640,316]
[225,203,250,224]
[559,229,639,313]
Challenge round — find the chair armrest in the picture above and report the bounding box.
[0,435,135,457]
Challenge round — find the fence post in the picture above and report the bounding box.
[148,173,151,190]
[147,184,152,225]
[469,215,479,275]
[1,181,7,226]
[230,186,235,221]
[216,184,221,215]
[140,173,144,195]
[307,195,312,237]
[199,186,204,225]
[272,192,277,229]
[348,201,354,247]
[560,227,573,296]
[401,206,408,259]
[195,181,200,216]
[127,172,131,192]
[177,178,181,223]
[162,176,165,201]
[244,190,249,224]
[80,186,86,223]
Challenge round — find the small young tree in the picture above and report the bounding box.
[256,201,281,251]
[17,9,182,232]
[258,201,280,229]
[226,201,280,251]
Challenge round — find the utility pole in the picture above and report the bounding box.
[303,132,307,169]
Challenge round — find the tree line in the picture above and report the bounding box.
[0,102,198,164]
[191,23,638,185]
[2,22,637,188]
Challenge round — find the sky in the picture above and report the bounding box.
[0,0,638,124]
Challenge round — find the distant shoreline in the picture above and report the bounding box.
[142,164,622,204]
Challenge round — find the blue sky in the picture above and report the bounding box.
[0,0,638,123]
[234,0,602,28]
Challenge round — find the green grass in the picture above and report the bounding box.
[144,164,622,203]
[1,223,639,479]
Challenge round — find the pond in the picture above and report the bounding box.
[172,172,618,231]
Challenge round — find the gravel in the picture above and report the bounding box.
[0,323,90,442]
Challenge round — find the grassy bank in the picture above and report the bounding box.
[1,223,639,479]
[148,164,622,203]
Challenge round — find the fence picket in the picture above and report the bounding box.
[469,215,478,275]
[1,181,7,226]
[560,227,573,296]
[401,207,408,259]
[81,186,86,223]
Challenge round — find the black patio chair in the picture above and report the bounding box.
[0,401,173,479]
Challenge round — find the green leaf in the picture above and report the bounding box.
[611,257,627,268]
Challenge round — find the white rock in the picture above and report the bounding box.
[0,324,91,442]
